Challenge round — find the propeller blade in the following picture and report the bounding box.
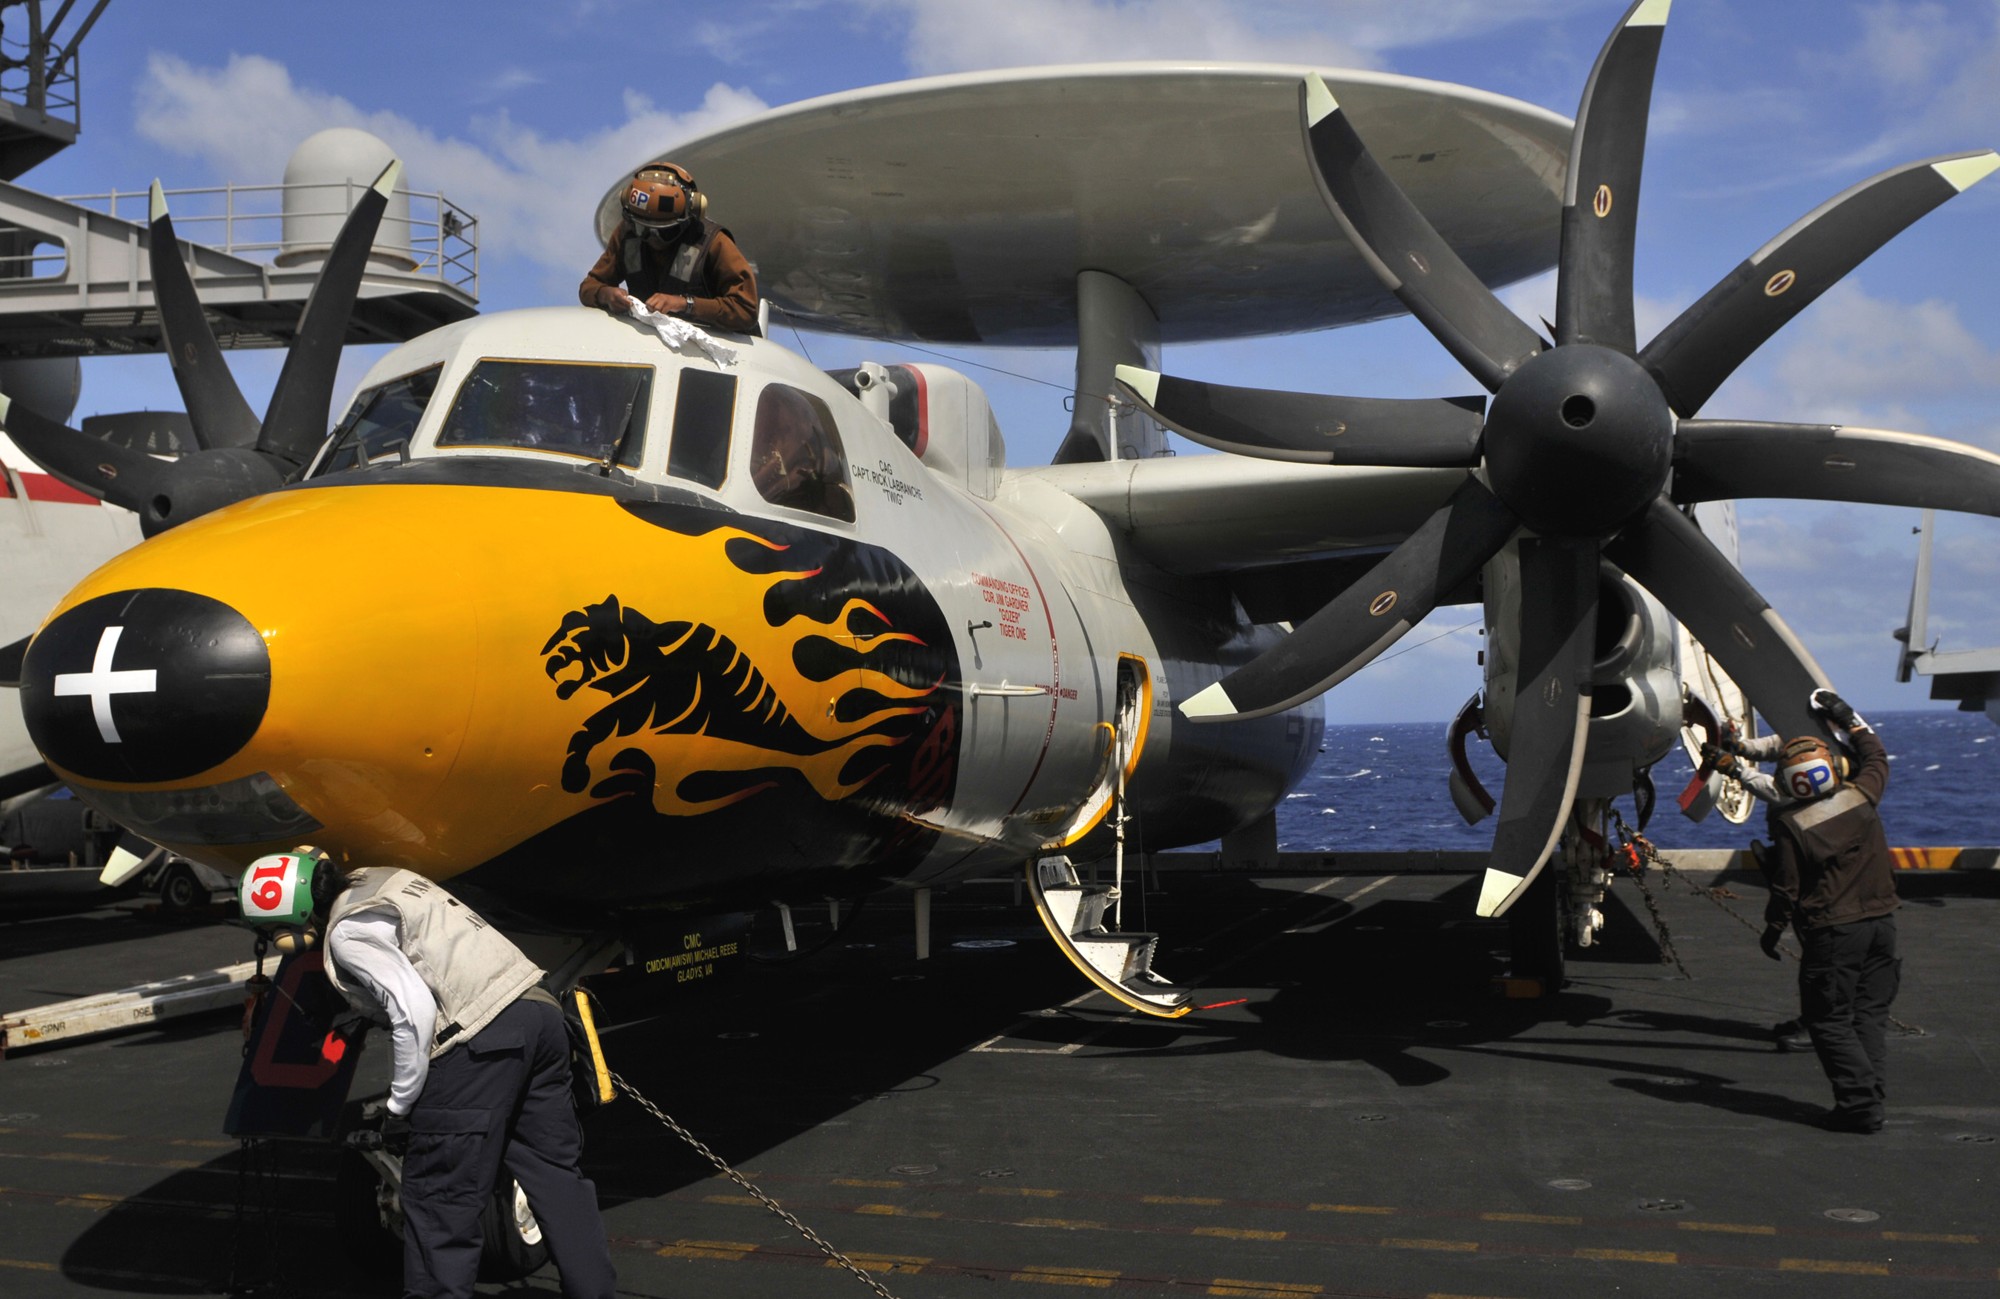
[1299,74,1546,392]
[147,181,260,451]
[257,158,402,471]
[1114,365,1484,466]
[1182,475,1517,721]
[1474,537,1598,918]
[1641,150,2000,416]
[1555,0,1671,351]
[1674,421,2000,517]
[0,391,173,509]
[1604,496,1831,739]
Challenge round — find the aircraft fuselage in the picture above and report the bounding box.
[15,309,1319,926]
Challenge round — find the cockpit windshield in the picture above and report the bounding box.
[317,365,442,476]
[435,359,651,467]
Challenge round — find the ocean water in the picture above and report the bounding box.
[1275,710,1996,853]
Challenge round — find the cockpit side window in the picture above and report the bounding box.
[749,383,854,522]
[669,368,736,490]
[435,359,652,467]
[316,365,443,476]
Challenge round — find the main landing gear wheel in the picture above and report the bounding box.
[1507,861,1566,990]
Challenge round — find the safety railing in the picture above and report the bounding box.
[51,179,480,293]
[0,1,90,126]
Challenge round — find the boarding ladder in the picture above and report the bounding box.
[1028,711,1190,1017]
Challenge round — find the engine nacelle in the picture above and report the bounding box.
[1481,544,1680,801]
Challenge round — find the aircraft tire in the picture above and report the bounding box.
[477,1177,551,1281]
[333,1150,402,1281]
[1507,864,1567,989]
[158,862,205,914]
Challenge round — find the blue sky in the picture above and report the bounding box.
[26,0,2000,724]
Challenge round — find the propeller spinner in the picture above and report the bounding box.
[1118,0,2000,916]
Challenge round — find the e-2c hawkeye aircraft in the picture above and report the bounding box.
[5,0,2000,1010]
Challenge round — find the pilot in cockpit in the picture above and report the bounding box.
[580,161,761,335]
[751,384,853,520]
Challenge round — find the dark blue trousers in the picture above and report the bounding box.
[1798,913,1901,1125]
[400,997,616,1298]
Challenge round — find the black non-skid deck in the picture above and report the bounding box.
[2,865,1996,1297]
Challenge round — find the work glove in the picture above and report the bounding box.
[1810,688,1860,730]
[1700,743,1738,775]
[381,1111,411,1156]
[1759,924,1785,961]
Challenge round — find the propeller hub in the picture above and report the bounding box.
[1483,344,1673,537]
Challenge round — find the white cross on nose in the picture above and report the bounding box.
[53,625,158,744]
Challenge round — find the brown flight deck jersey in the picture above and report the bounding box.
[1760,726,1898,931]
[579,216,760,335]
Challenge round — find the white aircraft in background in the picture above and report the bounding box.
[1896,510,2000,726]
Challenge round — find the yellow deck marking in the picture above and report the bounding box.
[23,1151,112,1164]
[1383,1238,1478,1253]
[1677,1221,1777,1235]
[1146,1195,1225,1205]
[0,1259,57,1272]
[1481,1212,1581,1226]
[61,1132,122,1141]
[1308,1203,1396,1215]
[834,1178,904,1188]
[56,1193,121,1211]
[169,1139,235,1149]
[702,1194,760,1206]
[856,1203,943,1219]
[1575,1248,1677,1264]
[982,1186,1062,1197]
[656,1240,758,1261]
[1196,1226,1287,1241]
[1018,1218,1104,1230]
[838,1253,929,1274]
[1013,1265,1120,1287]
[1882,1231,1978,1244]
[1778,1259,1891,1275]
[1209,1281,1322,1297]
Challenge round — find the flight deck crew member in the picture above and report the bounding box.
[236,850,617,1297]
[580,160,760,334]
[1712,691,1900,1133]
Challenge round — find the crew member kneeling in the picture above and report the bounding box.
[239,851,617,1297]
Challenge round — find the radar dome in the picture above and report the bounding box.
[277,128,415,270]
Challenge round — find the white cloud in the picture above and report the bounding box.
[848,0,1599,75]
[1768,280,2000,418]
[133,53,769,296]
[1813,2,2000,172]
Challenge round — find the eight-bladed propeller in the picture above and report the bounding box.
[1116,0,2000,916]
[0,160,403,536]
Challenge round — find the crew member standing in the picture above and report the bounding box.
[1730,691,1901,1133]
[239,852,618,1297]
[580,160,759,334]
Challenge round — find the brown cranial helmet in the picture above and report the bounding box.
[622,161,706,231]
[1777,736,1842,800]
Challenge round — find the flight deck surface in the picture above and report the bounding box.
[2,865,1996,1297]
